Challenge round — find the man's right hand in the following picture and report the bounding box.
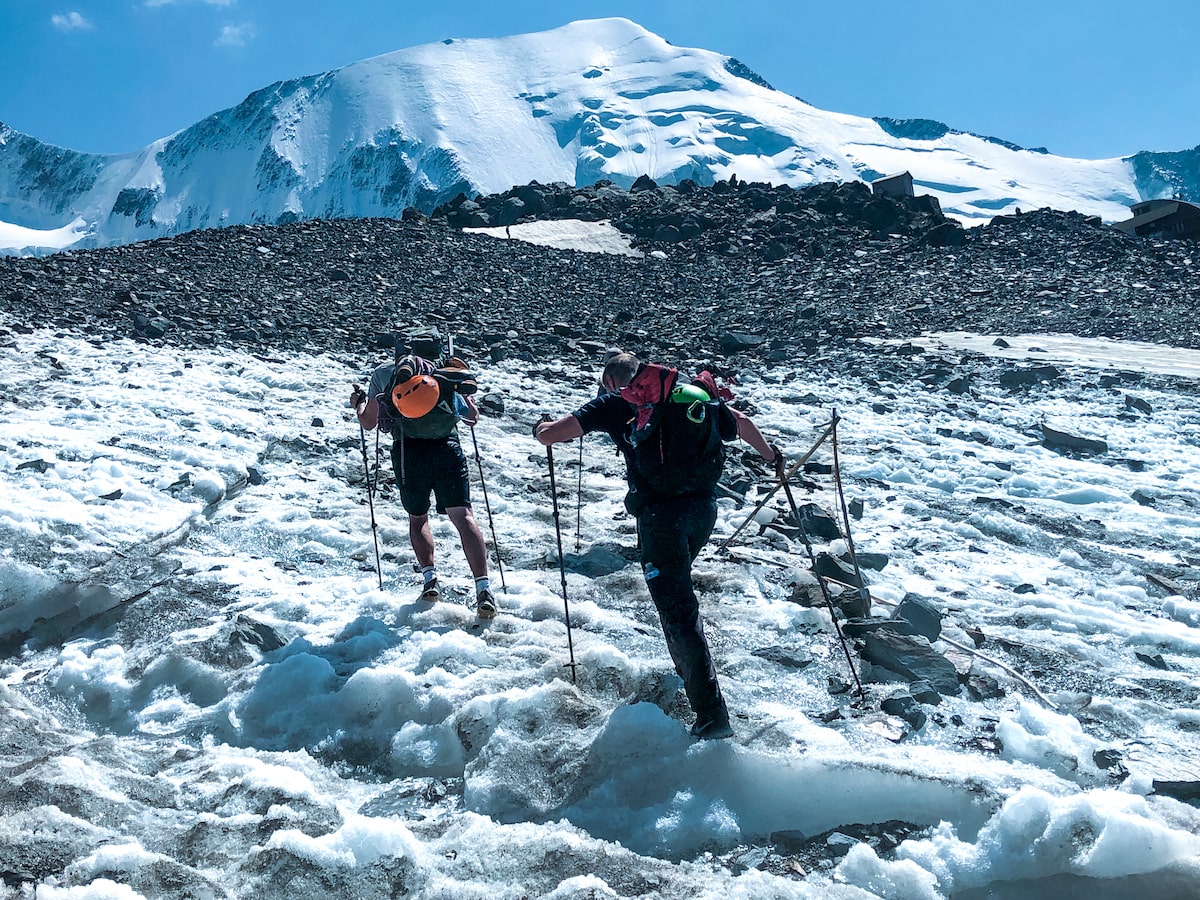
[350,385,367,409]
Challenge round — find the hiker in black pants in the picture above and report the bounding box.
[535,353,779,739]
[352,332,497,618]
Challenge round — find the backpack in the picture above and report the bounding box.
[621,363,738,497]
[380,354,477,441]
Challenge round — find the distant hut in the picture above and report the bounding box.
[1114,199,1200,239]
[871,171,914,200]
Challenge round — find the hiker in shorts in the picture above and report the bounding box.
[535,352,780,739]
[351,330,497,619]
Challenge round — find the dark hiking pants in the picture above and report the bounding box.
[637,494,727,722]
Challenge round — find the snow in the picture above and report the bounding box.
[0,215,91,252]
[465,219,644,255]
[0,18,1159,254]
[3,301,1200,897]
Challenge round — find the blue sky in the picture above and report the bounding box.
[2,0,1196,159]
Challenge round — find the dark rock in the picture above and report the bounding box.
[826,675,851,695]
[795,503,841,540]
[478,394,506,417]
[965,673,1005,700]
[1152,779,1200,802]
[1041,423,1108,455]
[1124,394,1153,414]
[1135,652,1170,670]
[999,365,1060,387]
[853,551,889,571]
[908,679,942,705]
[231,615,286,652]
[813,552,862,588]
[861,631,960,695]
[842,617,915,639]
[718,332,766,353]
[751,646,813,670]
[1093,748,1124,770]
[892,594,943,641]
[881,693,927,730]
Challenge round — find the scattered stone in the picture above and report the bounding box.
[999,365,1060,387]
[826,675,851,695]
[1135,651,1170,670]
[752,646,814,670]
[892,594,943,641]
[1124,395,1153,415]
[909,679,943,705]
[881,692,927,730]
[861,630,960,695]
[1041,423,1108,455]
[965,673,1006,701]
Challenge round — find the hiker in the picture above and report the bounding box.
[534,353,780,739]
[351,331,497,619]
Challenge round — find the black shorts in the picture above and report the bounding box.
[391,438,471,516]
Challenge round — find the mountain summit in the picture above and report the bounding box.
[1,17,1196,254]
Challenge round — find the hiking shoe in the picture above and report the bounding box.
[690,712,734,741]
[420,579,440,603]
[476,589,497,619]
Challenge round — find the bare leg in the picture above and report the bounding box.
[409,513,435,568]
[446,506,489,578]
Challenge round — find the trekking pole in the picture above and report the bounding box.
[469,424,507,594]
[574,437,583,551]
[829,410,868,609]
[541,417,579,683]
[776,454,866,704]
[720,421,835,551]
[356,415,384,590]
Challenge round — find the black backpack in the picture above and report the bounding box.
[624,365,737,497]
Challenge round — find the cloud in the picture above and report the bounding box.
[144,0,236,7]
[214,23,255,48]
[50,12,93,31]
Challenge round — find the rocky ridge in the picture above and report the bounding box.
[0,178,1196,376]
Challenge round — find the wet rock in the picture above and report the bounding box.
[861,630,960,695]
[1135,651,1170,670]
[881,692,927,730]
[813,552,862,588]
[842,616,914,639]
[999,365,1061,387]
[892,594,943,642]
[794,503,842,540]
[231,614,287,652]
[1124,394,1153,414]
[909,679,943,705]
[965,672,1006,701]
[751,646,813,670]
[1041,423,1108,455]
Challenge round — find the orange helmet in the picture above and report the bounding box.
[392,374,439,418]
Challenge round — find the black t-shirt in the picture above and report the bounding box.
[573,392,640,485]
[574,390,740,504]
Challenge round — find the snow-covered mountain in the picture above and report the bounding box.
[2,17,1198,254]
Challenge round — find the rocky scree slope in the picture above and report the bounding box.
[0,179,1197,378]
